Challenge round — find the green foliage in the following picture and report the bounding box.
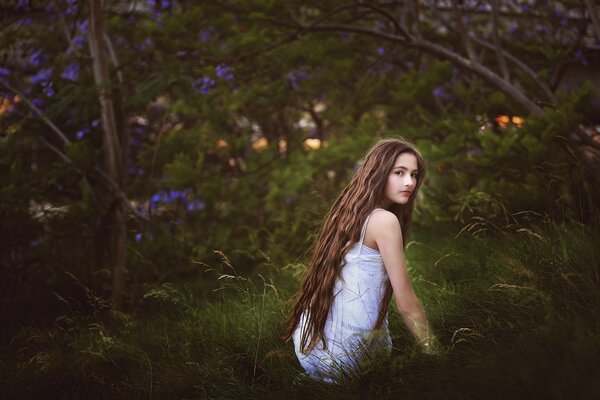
[3,222,599,399]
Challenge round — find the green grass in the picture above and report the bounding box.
[2,220,600,399]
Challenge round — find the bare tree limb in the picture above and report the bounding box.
[0,81,149,222]
[104,32,124,85]
[295,21,544,116]
[491,0,510,81]
[2,82,70,144]
[584,0,600,42]
[451,0,477,61]
[426,3,554,100]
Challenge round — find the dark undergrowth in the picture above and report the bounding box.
[2,219,599,399]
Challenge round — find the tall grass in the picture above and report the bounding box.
[2,220,599,399]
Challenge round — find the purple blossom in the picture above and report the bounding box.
[76,128,90,140]
[432,86,453,101]
[574,50,588,66]
[29,50,43,67]
[17,0,30,10]
[287,69,310,90]
[376,47,385,56]
[135,233,143,242]
[192,77,215,95]
[187,200,206,211]
[77,20,88,34]
[68,36,86,54]
[92,118,101,127]
[142,37,154,49]
[215,64,234,80]
[61,63,79,81]
[30,68,52,84]
[32,98,44,108]
[44,82,54,97]
[198,28,216,42]
[0,68,10,83]
[20,18,32,27]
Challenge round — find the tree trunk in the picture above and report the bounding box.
[88,0,127,310]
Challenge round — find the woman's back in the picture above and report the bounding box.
[292,208,391,383]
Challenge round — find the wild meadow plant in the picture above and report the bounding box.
[2,218,599,399]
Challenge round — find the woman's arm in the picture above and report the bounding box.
[369,211,434,351]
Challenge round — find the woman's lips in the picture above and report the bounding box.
[401,191,412,195]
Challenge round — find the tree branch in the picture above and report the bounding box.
[491,0,510,81]
[451,0,477,61]
[584,0,600,42]
[297,22,544,116]
[426,3,554,100]
[0,82,147,222]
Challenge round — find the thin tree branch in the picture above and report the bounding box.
[491,0,509,80]
[296,22,544,116]
[451,0,477,61]
[1,81,148,222]
[426,3,554,100]
[104,32,124,84]
[584,0,600,41]
[2,82,70,144]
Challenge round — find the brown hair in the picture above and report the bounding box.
[282,137,427,354]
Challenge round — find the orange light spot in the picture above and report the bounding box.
[437,162,443,173]
[495,115,510,127]
[216,139,228,149]
[252,137,268,151]
[512,115,524,127]
[303,138,321,150]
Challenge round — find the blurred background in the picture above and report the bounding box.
[1,1,599,398]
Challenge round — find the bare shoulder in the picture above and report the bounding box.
[363,210,402,249]
[369,209,400,231]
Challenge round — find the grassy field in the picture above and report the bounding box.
[2,219,599,399]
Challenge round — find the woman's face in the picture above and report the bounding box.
[382,152,419,208]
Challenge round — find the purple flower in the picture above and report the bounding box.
[32,98,44,108]
[77,20,88,34]
[187,200,206,211]
[215,64,234,80]
[135,233,143,242]
[432,86,453,101]
[287,69,310,90]
[574,50,588,66]
[44,82,54,97]
[0,68,9,84]
[192,77,215,95]
[30,68,52,84]
[376,46,385,56]
[141,37,154,50]
[92,118,101,127]
[29,50,43,67]
[76,128,90,140]
[20,18,32,27]
[199,27,216,42]
[61,63,79,81]
[17,0,30,10]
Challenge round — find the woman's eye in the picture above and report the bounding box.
[395,171,403,175]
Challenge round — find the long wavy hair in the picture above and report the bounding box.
[282,137,427,355]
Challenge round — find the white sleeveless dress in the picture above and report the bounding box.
[292,208,392,383]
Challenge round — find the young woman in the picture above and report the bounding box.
[282,138,435,383]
